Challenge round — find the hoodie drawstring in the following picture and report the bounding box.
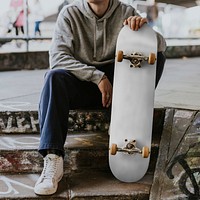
[103,19,107,57]
[93,18,97,59]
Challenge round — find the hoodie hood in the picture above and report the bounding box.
[73,0,121,59]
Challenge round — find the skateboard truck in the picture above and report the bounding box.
[116,50,156,68]
[110,140,150,158]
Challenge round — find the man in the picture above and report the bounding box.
[34,0,166,196]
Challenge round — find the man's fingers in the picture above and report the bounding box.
[98,78,112,108]
[139,18,147,27]
[106,95,112,108]
[132,16,142,30]
[127,16,137,30]
[102,93,112,108]
[123,19,128,25]
[102,93,106,107]
[124,16,147,31]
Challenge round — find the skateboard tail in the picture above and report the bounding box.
[109,153,150,182]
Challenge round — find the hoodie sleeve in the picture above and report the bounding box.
[156,31,166,52]
[133,8,166,52]
[49,11,104,85]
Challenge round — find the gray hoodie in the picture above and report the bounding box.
[50,0,166,85]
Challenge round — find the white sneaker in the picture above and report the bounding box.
[34,154,63,195]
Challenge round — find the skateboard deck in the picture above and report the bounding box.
[109,24,157,182]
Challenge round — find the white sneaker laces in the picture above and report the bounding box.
[42,156,58,180]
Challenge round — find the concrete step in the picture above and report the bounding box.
[0,132,159,174]
[0,170,152,199]
[0,109,165,135]
[0,132,108,174]
[0,108,165,173]
[0,110,111,134]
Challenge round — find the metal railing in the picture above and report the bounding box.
[0,36,52,52]
[0,0,53,52]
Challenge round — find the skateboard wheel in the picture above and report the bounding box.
[110,143,118,155]
[148,53,156,65]
[116,50,123,62]
[142,146,149,158]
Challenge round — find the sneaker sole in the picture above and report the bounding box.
[34,173,64,196]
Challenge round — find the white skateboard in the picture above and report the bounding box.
[109,24,157,182]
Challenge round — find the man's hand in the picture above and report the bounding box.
[98,76,112,108]
[124,16,147,31]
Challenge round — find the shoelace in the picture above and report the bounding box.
[42,156,58,180]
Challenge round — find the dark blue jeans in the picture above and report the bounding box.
[38,64,114,157]
[38,52,165,157]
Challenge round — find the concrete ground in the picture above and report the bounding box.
[0,57,200,111]
[155,57,200,110]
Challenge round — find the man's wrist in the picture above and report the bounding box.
[101,75,107,80]
[98,74,107,86]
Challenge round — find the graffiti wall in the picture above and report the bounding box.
[150,109,200,200]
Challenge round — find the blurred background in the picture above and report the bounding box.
[0,0,200,52]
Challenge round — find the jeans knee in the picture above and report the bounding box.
[44,69,69,84]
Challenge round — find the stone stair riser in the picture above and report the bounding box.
[0,146,158,174]
[0,109,165,134]
[0,111,111,134]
